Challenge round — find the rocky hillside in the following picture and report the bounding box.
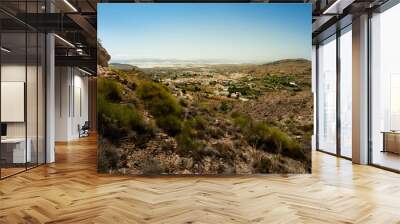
[97,59,312,175]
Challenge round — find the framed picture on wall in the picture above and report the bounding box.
[97,3,312,175]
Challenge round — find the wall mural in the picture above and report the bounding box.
[97,3,312,175]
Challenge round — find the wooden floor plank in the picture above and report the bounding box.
[0,135,399,223]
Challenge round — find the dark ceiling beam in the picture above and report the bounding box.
[268,0,306,2]
[312,15,336,33]
[86,0,97,11]
[0,19,27,32]
[0,8,37,31]
[62,4,98,47]
[312,0,386,34]
[67,13,97,40]
[55,55,97,71]
[78,66,97,76]
[9,13,84,32]
[312,14,352,44]
[4,12,97,48]
[56,47,97,57]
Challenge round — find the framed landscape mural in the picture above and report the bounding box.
[97,3,312,175]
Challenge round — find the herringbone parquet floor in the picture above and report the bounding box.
[1,135,400,224]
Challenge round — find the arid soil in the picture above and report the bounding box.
[98,59,312,175]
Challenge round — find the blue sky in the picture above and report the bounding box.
[98,3,311,64]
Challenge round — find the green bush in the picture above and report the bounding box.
[97,141,120,172]
[175,122,205,161]
[230,111,242,118]
[176,132,203,160]
[231,112,250,130]
[263,75,301,91]
[98,92,151,143]
[137,81,182,115]
[179,98,188,107]
[246,122,279,153]
[231,113,305,161]
[219,101,233,112]
[269,127,303,160]
[144,95,182,117]
[98,95,145,130]
[248,123,304,160]
[299,123,314,132]
[98,77,123,102]
[110,67,128,79]
[215,142,235,164]
[98,114,128,143]
[280,141,305,161]
[137,81,183,135]
[156,115,182,136]
[188,116,207,130]
[182,116,209,139]
[228,84,251,96]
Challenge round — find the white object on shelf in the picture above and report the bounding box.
[1,138,32,163]
[1,82,25,122]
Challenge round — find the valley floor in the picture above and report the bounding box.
[0,135,399,223]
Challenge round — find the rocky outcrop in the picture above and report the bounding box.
[97,40,111,67]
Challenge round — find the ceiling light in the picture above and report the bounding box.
[76,49,85,55]
[78,67,93,76]
[323,0,341,14]
[323,0,355,15]
[1,47,11,53]
[54,34,75,48]
[63,0,78,12]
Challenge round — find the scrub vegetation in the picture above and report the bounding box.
[98,59,312,174]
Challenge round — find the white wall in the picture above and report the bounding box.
[312,45,317,151]
[55,66,70,141]
[55,67,89,141]
[1,64,25,81]
[71,73,89,138]
[339,28,353,158]
[317,36,337,154]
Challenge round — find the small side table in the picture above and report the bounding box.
[381,131,400,154]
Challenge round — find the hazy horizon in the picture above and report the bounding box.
[98,3,311,63]
[110,57,310,68]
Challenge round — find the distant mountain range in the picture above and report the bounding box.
[262,58,310,66]
[111,59,246,69]
[112,58,243,64]
[109,63,139,71]
[109,58,311,70]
